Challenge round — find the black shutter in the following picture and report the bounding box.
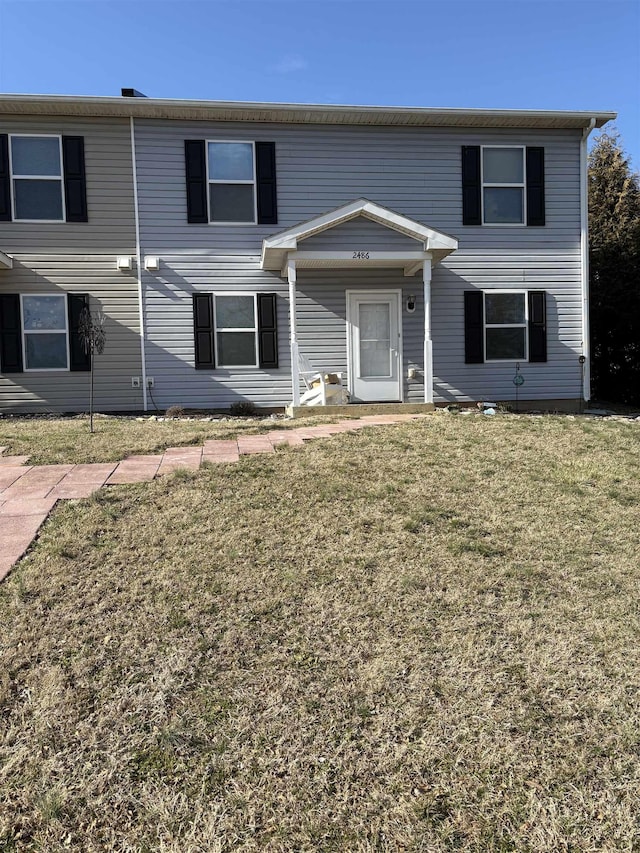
[62,136,88,222]
[193,294,215,368]
[185,140,208,224]
[255,142,278,225]
[526,147,545,226]
[257,293,278,368]
[462,146,481,225]
[68,293,91,371]
[0,135,11,222]
[0,294,23,373]
[464,291,484,363]
[528,290,547,362]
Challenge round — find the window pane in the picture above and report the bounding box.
[486,327,526,360]
[209,184,255,222]
[11,137,61,176]
[25,333,68,369]
[483,187,523,224]
[485,293,525,325]
[216,295,255,329]
[217,332,256,366]
[208,142,254,181]
[359,303,391,377]
[483,147,523,184]
[14,179,63,220]
[22,295,66,331]
[360,340,391,377]
[359,303,390,342]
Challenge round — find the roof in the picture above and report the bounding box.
[0,94,616,130]
[261,199,458,273]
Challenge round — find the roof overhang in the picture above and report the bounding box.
[0,94,616,130]
[261,199,458,276]
[0,251,13,269]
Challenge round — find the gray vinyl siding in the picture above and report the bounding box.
[143,257,290,410]
[133,120,583,407]
[0,255,143,413]
[300,218,421,252]
[0,117,135,253]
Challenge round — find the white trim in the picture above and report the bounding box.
[261,199,458,272]
[287,260,300,406]
[0,251,12,269]
[483,289,529,363]
[206,140,257,225]
[423,261,433,404]
[580,118,596,401]
[480,145,526,227]
[20,292,70,372]
[130,117,148,411]
[212,292,259,369]
[346,289,403,403]
[9,134,66,223]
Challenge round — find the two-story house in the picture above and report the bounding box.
[0,93,615,413]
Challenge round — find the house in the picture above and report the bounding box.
[0,93,615,413]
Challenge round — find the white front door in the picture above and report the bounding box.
[348,291,402,402]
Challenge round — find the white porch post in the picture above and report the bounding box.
[423,259,433,404]
[288,259,300,406]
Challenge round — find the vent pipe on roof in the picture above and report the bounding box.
[121,88,147,98]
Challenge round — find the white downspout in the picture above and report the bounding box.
[287,259,300,406]
[423,257,433,404]
[130,116,148,411]
[580,117,596,403]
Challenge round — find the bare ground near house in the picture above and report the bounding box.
[1,414,639,851]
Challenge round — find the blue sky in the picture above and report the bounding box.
[0,0,638,166]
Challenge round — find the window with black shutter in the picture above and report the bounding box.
[462,145,546,226]
[193,292,279,369]
[186,141,277,225]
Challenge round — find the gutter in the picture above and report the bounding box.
[580,117,596,402]
[130,116,148,411]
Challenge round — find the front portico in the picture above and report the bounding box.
[261,199,458,406]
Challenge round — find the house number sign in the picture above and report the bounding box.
[352,251,370,259]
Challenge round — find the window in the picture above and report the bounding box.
[10,135,65,221]
[482,147,525,225]
[208,142,256,223]
[484,291,527,361]
[21,294,69,370]
[193,292,278,370]
[215,294,258,367]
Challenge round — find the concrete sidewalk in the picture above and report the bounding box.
[0,414,423,581]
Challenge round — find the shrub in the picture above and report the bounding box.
[229,401,258,417]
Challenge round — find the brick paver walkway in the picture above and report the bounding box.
[0,414,423,582]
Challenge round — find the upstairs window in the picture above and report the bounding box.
[185,140,276,226]
[10,135,64,221]
[482,147,525,225]
[208,142,256,223]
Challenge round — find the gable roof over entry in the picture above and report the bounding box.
[261,199,458,274]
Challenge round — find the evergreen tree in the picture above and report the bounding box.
[589,130,640,405]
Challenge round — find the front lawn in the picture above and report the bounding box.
[1,415,639,851]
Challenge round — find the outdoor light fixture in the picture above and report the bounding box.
[407,294,416,313]
[144,256,160,271]
[116,256,133,271]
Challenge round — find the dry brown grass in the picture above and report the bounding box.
[1,414,639,851]
[0,414,335,466]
